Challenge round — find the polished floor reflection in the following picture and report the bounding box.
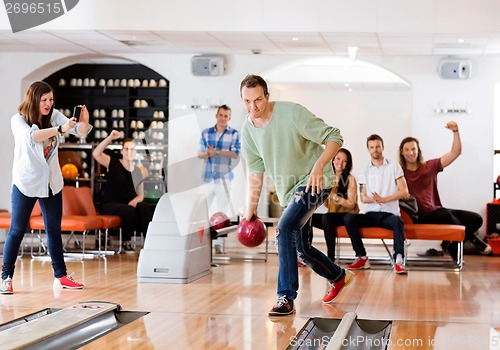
[0,241,499,349]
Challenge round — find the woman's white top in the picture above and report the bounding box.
[11,109,91,198]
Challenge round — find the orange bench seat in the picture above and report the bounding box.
[335,211,466,269]
[336,224,465,242]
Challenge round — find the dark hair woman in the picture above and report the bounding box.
[1,81,91,294]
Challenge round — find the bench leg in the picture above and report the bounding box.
[403,239,408,266]
[31,229,48,258]
[381,239,395,265]
[456,241,464,269]
[335,236,341,264]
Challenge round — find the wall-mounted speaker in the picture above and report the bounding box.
[191,56,224,76]
[437,58,471,80]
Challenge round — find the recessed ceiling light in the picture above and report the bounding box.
[457,38,465,43]
[344,83,350,87]
[292,37,299,41]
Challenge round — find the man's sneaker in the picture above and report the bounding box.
[346,257,371,270]
[123,242,135,254]
[472,237,492,255]
[53,273,84,289]
[482,244,493,255]
[323,270,354,304]
[298,261,307,267]
[268,296,295,316]
[394,262,408,275]
[476,241,492,255]
[0,277,13,294]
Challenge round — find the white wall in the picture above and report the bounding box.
[381,56,499,229]
[271,87,412,174]
[0,53,499,234]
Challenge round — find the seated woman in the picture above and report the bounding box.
[310,148,359,262]
[93,130,154,253]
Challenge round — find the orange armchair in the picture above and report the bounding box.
[73,187,122,254]
[30,186,103,259]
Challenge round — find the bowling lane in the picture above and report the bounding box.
[1,241,500,348]
[80,312,311,349]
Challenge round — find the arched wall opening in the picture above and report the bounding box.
[20,54,170,207]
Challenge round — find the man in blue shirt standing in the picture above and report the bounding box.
[198,105,240,253]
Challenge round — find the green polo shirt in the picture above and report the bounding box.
[241,101,343,206]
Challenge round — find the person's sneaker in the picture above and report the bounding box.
[297,261,307,267]
[53,273,84,289]
[482,244,492,255]
[417,248,444,257]
[346,257,371,270]
[268,296,295,316]
[322,270,354,304]
[475,241,492,255]
[472,237,492,255]
[123,242,136,254]
[394,262,408,275]
[0,277,13,294]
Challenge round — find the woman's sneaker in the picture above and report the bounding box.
[346,257,371,270]
[0,277,13,294]
[53,273,84,289]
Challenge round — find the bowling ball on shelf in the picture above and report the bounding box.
[237,217,266,247]
[497,174,500,186]
[61,163,78,179]
[210,212,231,230]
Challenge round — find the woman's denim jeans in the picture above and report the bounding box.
[275,186,344,300]
[2,185,67,280]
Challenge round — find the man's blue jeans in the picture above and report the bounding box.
[276,186,344,300]
[2,185,67,280]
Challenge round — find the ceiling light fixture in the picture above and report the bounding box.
[348,46,358,61]
[292,37,299,41]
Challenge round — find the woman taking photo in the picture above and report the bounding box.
[1,81,91,294]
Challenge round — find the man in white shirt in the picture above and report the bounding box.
[343,134,409,274]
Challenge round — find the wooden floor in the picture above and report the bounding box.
[1,238,500,349]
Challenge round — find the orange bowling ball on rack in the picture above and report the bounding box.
[61,163,79,179]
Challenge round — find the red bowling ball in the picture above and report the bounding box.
[237,217,266,247]
[210,212,231,230]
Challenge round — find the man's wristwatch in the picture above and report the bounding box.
[57,125,64,135]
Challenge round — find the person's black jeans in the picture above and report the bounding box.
[311,212,348,261]
[417,207,484,259]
